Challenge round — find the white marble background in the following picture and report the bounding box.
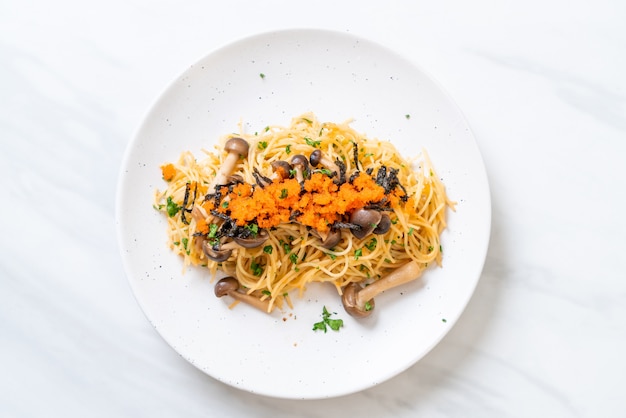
[2,0,625,417]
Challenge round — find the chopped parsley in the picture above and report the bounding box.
[312,306,344,333]
[280,240,291,254]
[166,196,180,217]
[279,188,288,199]
[208,223,218,238]
[263,245,273,254]
[354,248,363,260]
[250,259,264,276]
[289,253,298,264]
[304,137,321,148]
[364,238,377,251]
[259,73,265,79]
[316,168,333,176]
[285,144,292,154]
[258,141,268,150]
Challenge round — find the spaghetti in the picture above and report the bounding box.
[154,113,454,313]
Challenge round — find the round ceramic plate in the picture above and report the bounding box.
[116,29,490,399]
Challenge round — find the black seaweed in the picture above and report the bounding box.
[180,182,197,225]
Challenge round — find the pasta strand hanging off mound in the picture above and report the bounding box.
[154,112,454,313]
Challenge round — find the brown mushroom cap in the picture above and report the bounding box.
[321,228,341,249]
[373,213,392,234]
[341,282,375,318]
[290,154,309,182]
[202,240,232,262]
[224,137,250,156]
[309,149,323,167]
[309,149,340,175]
[270,160,293,180]
[214,276,239,297]
[214,276,273,313]
[350,209,382,239]
[233,228,269,248]
[290,154,309,170]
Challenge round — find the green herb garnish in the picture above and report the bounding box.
[312,306,344,333]
[208,223,218,238]
[166,196,180,217]
[304,137,321,148]
[250,259,264,276]
[364,238,377,251]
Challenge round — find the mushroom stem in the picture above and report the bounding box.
[357,261,421,307]
[342,260,421,317]
[290,155,309,183]
[309,149,340,176]
[209,137,250,191]
[214,277,273,313]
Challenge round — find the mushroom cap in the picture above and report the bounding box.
[373,213,392,234]
[202,240,233,262]
[350,209,382,239]
[224,137,250,156]
[341,282,375,318]
[227,174,244,184]
[309,149,322,167]
[234,228,269,248]
[270,160,293,179]
[214,276,239,297]
[321,228,342,249]
[290,154,309,170]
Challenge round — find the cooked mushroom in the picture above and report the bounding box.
[255,161,293,188]
[310,227,342,249]
[202,240,232,262]
[270,160,292,180]
[202,227,269,261]
[349,208,382,239]
[322,228,342,249]
[209,137,250,190]
[309,149,340,177]
[233,228,269,248]
[341,260,421,317]
[214,276,273,313]
[290,154,309,183]
[373,213,392,234]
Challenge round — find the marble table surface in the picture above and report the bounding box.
[2,1,625,416]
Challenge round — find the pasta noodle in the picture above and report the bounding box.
[154,112,454,313]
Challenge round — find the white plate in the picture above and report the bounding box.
[116,29,490,399]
